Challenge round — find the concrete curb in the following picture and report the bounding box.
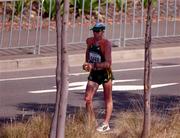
[112,46,180,63]
[0,46,180,72]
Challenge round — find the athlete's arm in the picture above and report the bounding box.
[83,38,91,71]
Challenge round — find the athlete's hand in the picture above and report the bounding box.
[82,63,93,72]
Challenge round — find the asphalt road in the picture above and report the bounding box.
[0,58,180,123]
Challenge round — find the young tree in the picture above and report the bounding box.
[49,0,69,138]
[56,0,69,137]
[141,0,153,138]
[49,0,62,138]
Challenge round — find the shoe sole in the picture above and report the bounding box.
[96,128,110,133]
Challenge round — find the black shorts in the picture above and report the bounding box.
[88,69,114,85]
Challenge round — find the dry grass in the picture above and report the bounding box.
[114,109,180,138]
[150,110,180,138]
[0,108,179,138]
[0,113,51,138]
[65,109,117,138]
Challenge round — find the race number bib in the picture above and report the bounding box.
[89,52,101,63]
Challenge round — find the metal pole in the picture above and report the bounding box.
[72,0,77,43]
[132,0,136,38]
[104,0,108,37]
[26,0,33,46]
[80,0,85,42]
[123,0,127,47]
[98,0,101,22]
[112,0,116,40]
[119,0,123,47]
[173,0,177,36]
[8,1,15,47]
[156,0,160,37]
[48,0,52,44]
[141,0,144,37]
[165,0,169,36]
[35,1,41,54]
[0,1,7,48]
[17,0,24,47]
[38,1,43,54]
[88,0,93,37]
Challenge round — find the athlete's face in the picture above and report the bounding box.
[93,30,104,39]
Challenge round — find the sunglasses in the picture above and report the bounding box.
[93,30,101,33]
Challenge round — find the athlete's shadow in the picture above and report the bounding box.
[93,90,180,113]
[14,91,180,117]
[0,91,179,125]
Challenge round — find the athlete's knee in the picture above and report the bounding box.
[84,95,93,104]
[85,87,94,103]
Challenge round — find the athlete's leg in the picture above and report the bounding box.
[84,81,99,124]
[102,80,113,124]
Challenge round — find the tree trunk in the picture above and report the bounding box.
[49,0,62,138]
[141,0,152,138]
[177,0,180,16]
[49,0,69,138]
[56,0,69,138]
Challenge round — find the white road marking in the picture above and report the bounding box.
[0,64,180,82]
[31,79,140,93]
[53,79,141,88]
[0,75,55,82]
[28,79,178,94]
[112,83,178,91]
[70,64,180,76]
[113,64,180,73]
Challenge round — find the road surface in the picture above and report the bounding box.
[0,58,179,123]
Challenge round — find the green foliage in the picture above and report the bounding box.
[14,0,31,15]
[116,0,125,11]
[41,0,65,19]
[70,0,98,14]
[143,0,157,8]
[42,0,56,18]
[115,0,157,11]
[15,0,23,15]
[69,0,111,16]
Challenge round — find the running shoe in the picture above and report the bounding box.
[96,122,110,132]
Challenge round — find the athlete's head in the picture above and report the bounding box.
[90,22,105,39]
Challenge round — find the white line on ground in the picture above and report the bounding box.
[0,75,55,82]
[0,64,180,82]
[28,81,178,94]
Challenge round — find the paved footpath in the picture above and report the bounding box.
[0,36,180,72]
